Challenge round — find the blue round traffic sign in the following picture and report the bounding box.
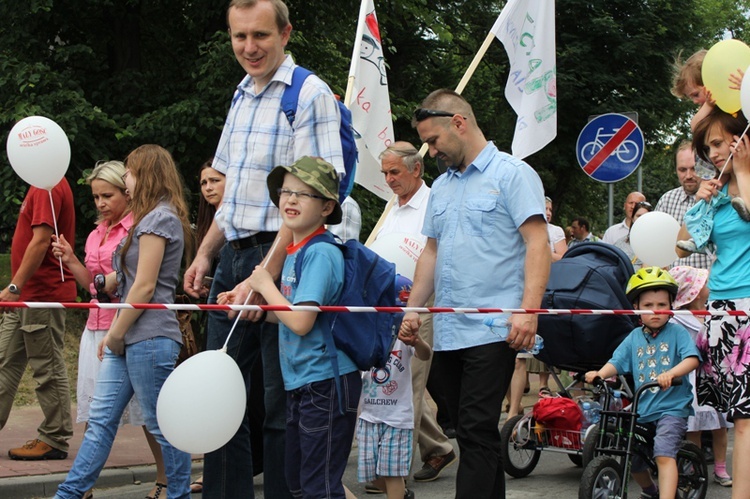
[576,113,644,183]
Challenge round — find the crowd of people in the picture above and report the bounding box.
[1,1,748,498]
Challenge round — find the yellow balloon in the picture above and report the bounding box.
[702,39,750,114]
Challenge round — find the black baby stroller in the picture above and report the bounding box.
[500,243,639,477]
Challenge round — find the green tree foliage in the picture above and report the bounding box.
[1,0,748,246]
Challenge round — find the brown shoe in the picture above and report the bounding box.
[413,450,457,482]
[8,439,67,460]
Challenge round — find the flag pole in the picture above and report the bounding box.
[344,0,370,110]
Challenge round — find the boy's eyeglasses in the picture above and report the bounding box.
[413,108,459,122]
[277,188,326,201]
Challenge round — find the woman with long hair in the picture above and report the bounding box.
[55,145,194,499]
[52,160,170,499]
[678,107,750,498]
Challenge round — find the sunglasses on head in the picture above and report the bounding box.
[413,108,457,122]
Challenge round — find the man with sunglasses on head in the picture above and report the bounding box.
[401,89,550,498]
[182,1,344,497]
[655,140,713,269]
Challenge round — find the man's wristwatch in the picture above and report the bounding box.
[7,283,20,295]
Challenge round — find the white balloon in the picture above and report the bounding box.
[157,350,246,454]
[6,116,71,190]
[368,232,425,280]
[629,212,680,268]
[741,63,750,121]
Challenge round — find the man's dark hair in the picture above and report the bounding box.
[572,217,590,231]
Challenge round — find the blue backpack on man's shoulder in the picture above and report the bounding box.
[294,231,401,412]
[281,67,358,202]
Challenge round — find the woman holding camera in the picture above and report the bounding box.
[52,160,168,499]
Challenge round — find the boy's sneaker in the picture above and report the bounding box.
[404,488,415,499]
[713,473,733,487]
[676,239,707,254]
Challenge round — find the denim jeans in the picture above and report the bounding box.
[203,241,291,499]
[286,372,361,499]
[55,337,191,499]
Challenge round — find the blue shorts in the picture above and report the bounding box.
[357,420,413,482]
[285,371,361,498]
[631,414,687,472]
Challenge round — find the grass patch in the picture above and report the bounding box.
[2,253,85,406]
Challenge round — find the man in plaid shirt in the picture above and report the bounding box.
[183,1,344,497]
[655,140,713,269]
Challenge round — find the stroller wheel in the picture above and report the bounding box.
[500,414,541,478]
[579,456,622,499]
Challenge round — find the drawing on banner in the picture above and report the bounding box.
[492,0,557,159]
[347,0,395,200]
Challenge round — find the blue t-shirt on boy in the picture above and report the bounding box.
[278,235,358,391]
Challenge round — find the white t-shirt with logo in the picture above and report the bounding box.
[359,339,415,429]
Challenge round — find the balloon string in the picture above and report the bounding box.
[718,123,750,179]
[48,189,65,282]
[221,235,281,350]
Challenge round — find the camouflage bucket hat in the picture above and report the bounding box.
[267,156,342,224]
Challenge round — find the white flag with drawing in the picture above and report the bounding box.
[491,0,557,159]
[346,0,394,201]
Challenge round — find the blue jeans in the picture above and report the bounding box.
[286,372,361,499]
[56,338,191,499]
[203,241,291,499]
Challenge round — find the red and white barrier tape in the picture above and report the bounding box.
[0,302,745,317]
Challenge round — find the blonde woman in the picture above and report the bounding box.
[55,145,193,499]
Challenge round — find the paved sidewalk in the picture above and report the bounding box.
[0,405,203,498]
[0,383,547,498]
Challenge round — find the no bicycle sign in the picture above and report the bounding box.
[576,113,644,183]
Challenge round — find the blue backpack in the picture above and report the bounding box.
[281,67,358,202]
[294,231,401,412]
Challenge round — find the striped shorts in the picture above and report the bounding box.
[357,419,413,482]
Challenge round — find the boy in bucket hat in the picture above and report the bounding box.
[220,156,360,498]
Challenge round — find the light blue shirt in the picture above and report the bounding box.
[278,239,358,391]
[213,55,344,241]
[422,142,545,351]
[609,322,700,423]
[708,185,750,299]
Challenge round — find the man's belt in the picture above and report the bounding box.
[229,232,277,250]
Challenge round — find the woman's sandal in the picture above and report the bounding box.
[538,386,553,398]
[145,482,166,499]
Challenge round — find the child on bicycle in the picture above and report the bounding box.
[585,267,700,499]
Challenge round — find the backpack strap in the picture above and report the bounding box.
[281,66,315,127]
[293,231,347,414]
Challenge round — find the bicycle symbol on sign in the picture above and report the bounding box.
[580,127,640,164]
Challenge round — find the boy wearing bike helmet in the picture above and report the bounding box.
[585,266,700,499]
